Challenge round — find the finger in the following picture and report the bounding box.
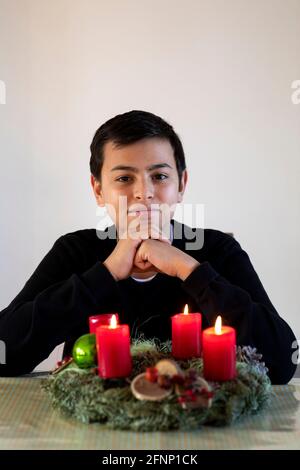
[134,248,150,266]
[132,256,161,273]
[133,261,153,271]
[131,265,161,275]
[133,258,153,270]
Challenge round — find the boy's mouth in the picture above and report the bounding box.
[128,209,160,216]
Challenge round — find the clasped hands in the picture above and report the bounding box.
[103,214,200,282]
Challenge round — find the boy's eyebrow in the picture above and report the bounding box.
[111,163,173,172]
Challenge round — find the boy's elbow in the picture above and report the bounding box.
[268,355,298,385]
[0,344,36,377]
[0,360,35,377]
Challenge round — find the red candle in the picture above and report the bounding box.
[96,314,132,378]
[172,304,202,359]
[89,313,119,334]
[203,316,236,381]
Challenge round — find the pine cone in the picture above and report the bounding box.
[236,345,268,375]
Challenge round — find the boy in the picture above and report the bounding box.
[0,110,297,383]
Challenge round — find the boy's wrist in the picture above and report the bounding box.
[177,258,200,281]
[103,260,119,282]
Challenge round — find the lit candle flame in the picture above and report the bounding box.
[183,304,189,315]
[215,315,222,335]
[110,314,118,329]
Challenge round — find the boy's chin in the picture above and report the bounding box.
[130,269,158,279]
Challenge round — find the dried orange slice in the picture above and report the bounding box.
[131,373,172,401]
[155,359,183,377]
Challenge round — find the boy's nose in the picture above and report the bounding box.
[133,180,154,201]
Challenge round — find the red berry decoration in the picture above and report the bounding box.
[157,375,172,389]
[52,356,74,375]
[145,367,158,383]
[171,374,185,385]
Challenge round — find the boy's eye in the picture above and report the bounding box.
[154,174,168,180]
[115,174,168,183]
[116,176,130,182]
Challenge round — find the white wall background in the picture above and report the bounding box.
[0,0,299,371]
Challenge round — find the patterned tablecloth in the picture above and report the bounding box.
[0,375,299,450]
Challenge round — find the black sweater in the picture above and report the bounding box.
[0,220,297,383]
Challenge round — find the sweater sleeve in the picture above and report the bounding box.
[0,236,120,376]
[182,233,297,384]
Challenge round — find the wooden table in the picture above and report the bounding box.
[0,375,299,450]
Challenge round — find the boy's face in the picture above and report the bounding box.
[91,137,187,236]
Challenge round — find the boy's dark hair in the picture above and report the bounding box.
[90,110,186,187]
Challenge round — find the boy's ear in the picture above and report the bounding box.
[90,175,105,207]
[177,169,188,203]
